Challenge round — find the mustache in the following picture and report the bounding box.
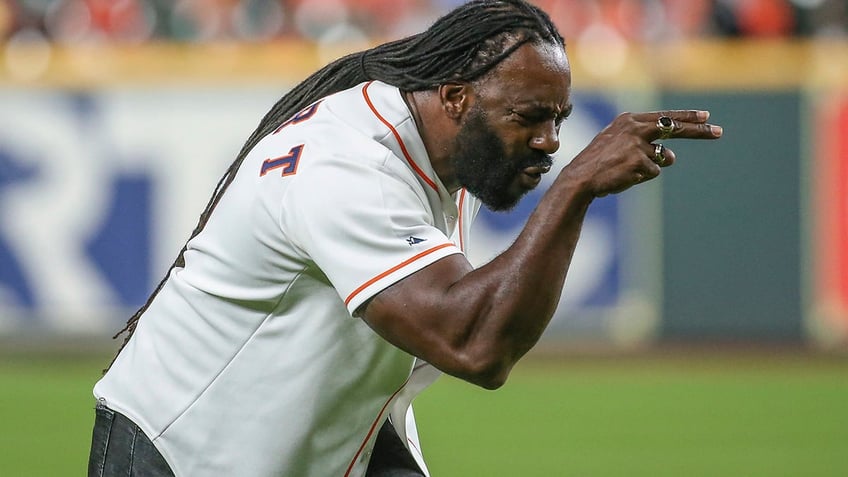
[519,152,554,169]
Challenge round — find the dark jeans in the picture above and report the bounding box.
[365,420,426,477]
[88,402,175,477]
[88,403,423,476]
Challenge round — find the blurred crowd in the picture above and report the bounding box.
[0,0,846,47]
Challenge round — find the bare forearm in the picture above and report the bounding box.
[445,171,594,379]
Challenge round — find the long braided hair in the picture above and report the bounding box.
[108,0,564,365]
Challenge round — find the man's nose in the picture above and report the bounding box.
[529,122,560,154]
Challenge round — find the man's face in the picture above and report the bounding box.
[453,102,553,211]
[451,42,572,212]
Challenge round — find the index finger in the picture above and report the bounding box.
[633,110,710,124]
[637,110,723,140]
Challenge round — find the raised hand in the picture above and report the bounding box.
[563,110,723,198]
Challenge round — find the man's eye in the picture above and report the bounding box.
[513,112,542,125]
[512,110,563,128]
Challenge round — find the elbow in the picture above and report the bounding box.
[455,351,513,390]
[475,371,508,390]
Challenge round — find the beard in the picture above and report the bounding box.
[452,105,553,211]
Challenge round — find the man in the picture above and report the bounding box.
[89,1,722,476]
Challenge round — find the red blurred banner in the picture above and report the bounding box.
[815,93,848,341]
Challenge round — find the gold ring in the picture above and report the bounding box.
[653,143,666,165]
[657,116,675,139]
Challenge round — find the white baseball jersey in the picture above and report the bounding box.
[94,80,481,476]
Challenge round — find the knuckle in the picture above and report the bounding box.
[697,123,713,136]
[670,110,698,122]
[615,112,635,127]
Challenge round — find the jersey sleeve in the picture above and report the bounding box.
[281,150,463,315]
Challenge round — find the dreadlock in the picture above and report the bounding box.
[108,0,564,368]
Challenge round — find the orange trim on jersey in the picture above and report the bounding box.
[457,188,467,251]
[344,377,411,477]
[344,243,455,307]
[361,82,439,192]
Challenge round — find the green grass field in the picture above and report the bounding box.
[1,349,846,476]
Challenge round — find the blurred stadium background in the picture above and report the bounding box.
[1,0,847,475]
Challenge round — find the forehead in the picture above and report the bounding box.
[476,42,572,110]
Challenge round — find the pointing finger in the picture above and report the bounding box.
[636,111,723,141]
[633,110,710,123]
[656,121,723,140]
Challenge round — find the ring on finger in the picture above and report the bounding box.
[657,116,675,139]
[653,143,666,166]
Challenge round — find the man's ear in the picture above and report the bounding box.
[438,83,472,120]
